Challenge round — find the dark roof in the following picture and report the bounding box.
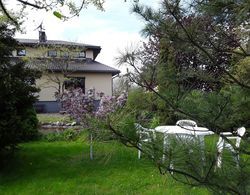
[13,57,120,76]
[16,38,101,48]
[16,38,101,60]
[69,60,120,76]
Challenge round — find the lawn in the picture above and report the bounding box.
[0,140,210,195]
[37,113,72,124]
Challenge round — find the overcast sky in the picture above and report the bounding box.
[13,0,160,73]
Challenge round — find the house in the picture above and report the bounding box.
[13,31,120,113]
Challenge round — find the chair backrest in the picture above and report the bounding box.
[176,120,197,127]
[134,123,142,131]
[236,127,246,148]
[134,123,155,141]
[237,127,246,137]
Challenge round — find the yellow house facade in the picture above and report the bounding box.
[14,32,120,112]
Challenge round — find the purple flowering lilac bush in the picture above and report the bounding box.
[59,88,95,123]
[58,88,128,159]
[59,88,127,125]
[96,92,127,119]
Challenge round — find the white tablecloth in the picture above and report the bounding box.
[155,125,214,136]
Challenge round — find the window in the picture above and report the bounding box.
[17,49,26,56]
[60,51,69,58]
[73,51,86,58]
[79,51,86,58]
[48,50,57,57]
[64,77,85,93]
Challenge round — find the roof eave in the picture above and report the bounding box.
[47,69,120,76]
[16,39,101,50]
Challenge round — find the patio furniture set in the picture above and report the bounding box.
[136,120,246,168]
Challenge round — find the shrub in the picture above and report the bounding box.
[0,24,40,152]
[43,129,80,142]
[62,129,79,141]
[43,132,62,142]
[19,107,39,141]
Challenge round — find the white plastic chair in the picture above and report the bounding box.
[216,127,246,168]
[176,119,197,127]
[163,132,199,174]
[135,123,156,159]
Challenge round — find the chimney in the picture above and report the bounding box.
[39,31,47,43]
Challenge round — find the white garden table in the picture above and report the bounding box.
[154,125,214,162]
[155,125,214,136]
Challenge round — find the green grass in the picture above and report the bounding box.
[0,140,210,195]
[37,113,72,123]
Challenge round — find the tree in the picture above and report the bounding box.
[0,23,41,154]
[110,0,250,194]
[0,0,105,25]
[0,0,140,26]
[58,87,127,159]
[118,0,250,126]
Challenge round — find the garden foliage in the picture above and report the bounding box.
[112,0,250,194]
[59,88,127,123]
[58,88,128,144]
[43,129,80,142]
[0,24,40,152]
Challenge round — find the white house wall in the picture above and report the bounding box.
[85,50,94,59]
[68,73,113,97]
[36,72,113,101]
[36,73,65,101]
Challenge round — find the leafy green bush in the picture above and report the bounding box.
[126,89,155,123]
[19,108,39,141]
[149,116,160,128]
[44,133,62,142]
[43,129,80,142]
[178,86,250,130]
[125,88,177,126]
[62,129,79,141]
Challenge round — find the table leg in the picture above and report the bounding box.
[199,136,205,166]
[138,143,142,159]
[216,137,224,168]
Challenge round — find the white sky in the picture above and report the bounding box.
[12,0,160,73]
